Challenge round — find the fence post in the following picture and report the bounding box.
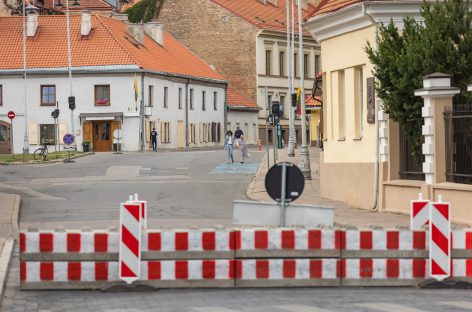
[414,73,459,185]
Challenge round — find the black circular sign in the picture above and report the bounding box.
[265,162,305,202]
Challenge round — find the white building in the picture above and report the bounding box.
[0,13,227,153]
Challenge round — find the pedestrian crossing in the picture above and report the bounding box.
[211,162,259,174]
[187,301,472,312]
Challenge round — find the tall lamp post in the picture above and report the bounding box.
[287,0,296,157]
[56,0,80,147]
[297,0,311,179]
[286,0,295,157]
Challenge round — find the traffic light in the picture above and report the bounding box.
[273,114,280,125]
[271,101,280,115]
[68,96,76,110]
[51,109,60,119]
[291,93,297,107]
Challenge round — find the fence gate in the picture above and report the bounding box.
[0,121,11,154]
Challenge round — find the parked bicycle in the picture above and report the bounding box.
[33,139,48,161]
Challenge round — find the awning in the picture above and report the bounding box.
[79,112,123,122]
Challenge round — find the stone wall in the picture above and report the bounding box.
[0,0,17,16]
[157,0,260,103]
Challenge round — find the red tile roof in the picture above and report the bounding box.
[121,0,141,12]
[305,95,321,107]
[0,15,224,81]
[211,0,315,32]
[43,0,114,11]
[307,0,374,18]
[227,87,259,110]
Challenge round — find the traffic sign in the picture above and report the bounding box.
[7,111,15,120]
[63,133,75,145]
[265,162,305,202]
[113,129,122,139]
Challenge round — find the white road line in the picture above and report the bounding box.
[278,304,335,312]
[356,303,429,312]
[439,301,472,310]
[192,308,241,312]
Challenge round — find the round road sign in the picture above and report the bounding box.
[265,162,305,202]
[113,129,122,139]
[7,111,15,120]
[63,133,75,145]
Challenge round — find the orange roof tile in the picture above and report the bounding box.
[0,15,224,81]
[121,0,141,12]
[227,87,259,110]
[211,0,315,32]
[307,0,384,18]
[305,95,321,107]
[43,0,114,11]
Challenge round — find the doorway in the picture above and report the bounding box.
[92,121,112,152]
[177,121,185,148]
[0,121,11,154]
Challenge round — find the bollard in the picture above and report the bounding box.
[258,139,262,152]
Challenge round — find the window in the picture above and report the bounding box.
[148,85,154,107]
[178,87,183,109]
[294,53,298,77]
[203,123,207,143]
[94,85,110,106]
[191,124,196,143]
[355,66,364,138]
[161,121,170,143]
[41,85,56,106]
[190,88,194,110]
[0,85,2,106]
[267,94,272,109]
[213,92,217,110]
[304,54,309,77]
[202,90,206,111]
[266,50,272,75]
[315,55,321,74]
[280,95,286,118]
[337,70,346,140]
[163,87,168,108]
[39,124,55,144]
[279,51,285,76]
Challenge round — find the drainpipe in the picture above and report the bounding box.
[224,83,228,138]
[140,72,145,151]
[185,78,190,147]
[363,3,380,211]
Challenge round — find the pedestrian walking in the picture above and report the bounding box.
[224,130,234,164]
[234,126,244,139]
[150,128,158,151]
[237,135,248,163]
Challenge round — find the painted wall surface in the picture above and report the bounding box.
[310,109,320,144]
[321,25,377,163]
[227,111,259,144]
[0,72,225,153]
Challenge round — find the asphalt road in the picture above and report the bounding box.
[2,149,472,312]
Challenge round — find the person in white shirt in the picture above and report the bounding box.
[224,130,234,164]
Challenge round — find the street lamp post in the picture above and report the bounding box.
[22,1,29,155]
[297,0,311,179]
[286,0,295,157]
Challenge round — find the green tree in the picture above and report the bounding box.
[365,0,472,156]
[125,0,163,23]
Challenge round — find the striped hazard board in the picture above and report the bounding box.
[119,202,142,284]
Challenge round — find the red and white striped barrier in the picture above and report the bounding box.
[452,229,472,251]
[410,193,430,230]
[429,198,451,280]
[119,203,142,284]
[235,259,339,287]
[235,228,342,257]
[128,193,147,230]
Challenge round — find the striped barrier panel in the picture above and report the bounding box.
[234,228,342,258]
[429,200,451,280]
[20,260,234,289]
[119,202,142,284]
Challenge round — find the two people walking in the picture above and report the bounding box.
[224,127,247,164]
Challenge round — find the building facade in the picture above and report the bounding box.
[157,0,321,146]
[0,13,226,153]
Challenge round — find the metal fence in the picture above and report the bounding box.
[445,105,472,185]
[399,120,425,181]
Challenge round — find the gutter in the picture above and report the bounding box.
[140,72,145,151]
[185,79,190,147]
[363,3,380,212]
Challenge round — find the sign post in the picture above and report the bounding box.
[8,111,15,158]
[63,133,75,163]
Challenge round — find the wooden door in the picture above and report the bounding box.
[92,121,112,152]
[0,121,11,154]
[177,120,185,148]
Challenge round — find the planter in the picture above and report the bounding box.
[82,144,90,153]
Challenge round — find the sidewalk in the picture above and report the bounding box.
[0,193,19,307]
[246,147,412,228]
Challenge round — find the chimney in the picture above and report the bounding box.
[26,13,38,37]
[266,0,277,7]
[144,22,164,46]
[125,22,144,45]
[81,10,91,36]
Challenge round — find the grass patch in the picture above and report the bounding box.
[0,151,85,163]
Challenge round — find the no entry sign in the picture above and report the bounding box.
[7,111,15,120]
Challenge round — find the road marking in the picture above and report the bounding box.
[175,167,188,170]
[278,304,335,312]
[439,301,472,310]
[192,307,241,312]
[356,303,429,312]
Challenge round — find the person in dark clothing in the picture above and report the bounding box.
[150,128,158,151]
[234,126,244,139]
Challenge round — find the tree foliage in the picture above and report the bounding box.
[125,0,162,23]
[365,0,472,156]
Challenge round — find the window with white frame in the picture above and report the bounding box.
[202,90,206,111]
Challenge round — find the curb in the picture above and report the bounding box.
[245,152,267,201]
[0,239,15,306]
[0,152,94,166]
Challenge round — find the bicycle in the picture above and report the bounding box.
[33,139,48,161]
